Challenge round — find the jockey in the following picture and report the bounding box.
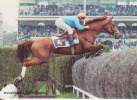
[55,12,89,46]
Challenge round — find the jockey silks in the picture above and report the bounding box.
[62,16,87,30]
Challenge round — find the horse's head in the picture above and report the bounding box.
[85,16,121,39]
[104,16,121,39]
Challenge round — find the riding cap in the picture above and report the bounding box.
[77,13,86,19]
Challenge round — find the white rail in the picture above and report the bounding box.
[72,85,99,99]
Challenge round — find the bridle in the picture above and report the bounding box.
[106,20,119,38]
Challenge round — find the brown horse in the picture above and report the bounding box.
[16,16,121,67]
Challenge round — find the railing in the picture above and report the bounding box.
[18,16,137,22]
[72,85,99,99]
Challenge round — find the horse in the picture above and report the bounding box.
[16,16,121,67]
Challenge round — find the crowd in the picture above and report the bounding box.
[18,24,137,39]
[19,4,137,16]
[18,24,57,38]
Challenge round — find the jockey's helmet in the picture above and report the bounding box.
[78,13,86,19]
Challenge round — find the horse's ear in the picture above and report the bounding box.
[109,16,113,19]
[107,16,113,20]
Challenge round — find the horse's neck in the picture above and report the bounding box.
[77,29,99,43]
[88,19,108,32]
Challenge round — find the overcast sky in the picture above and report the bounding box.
[0,0,18,32]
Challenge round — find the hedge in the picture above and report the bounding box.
[72,48,137,99]
[48,55,82,92]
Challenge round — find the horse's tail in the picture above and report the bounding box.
[16,40,35,62]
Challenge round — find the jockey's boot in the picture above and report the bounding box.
[68,34,75,46]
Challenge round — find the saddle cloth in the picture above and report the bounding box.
[51,31,79,48]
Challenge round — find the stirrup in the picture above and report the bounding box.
[69,41,75,46]
[69,34,75,46]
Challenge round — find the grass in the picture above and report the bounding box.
[55,93,77,99]
[37,82,47,96]
[29,81,77,98]
[30,81,47,96]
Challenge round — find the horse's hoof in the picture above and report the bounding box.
[84,53,93,59]
[85,55,90,59]
[14,75,23,86]
[99,48,103,51]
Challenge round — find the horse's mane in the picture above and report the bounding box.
[85,16,107,25]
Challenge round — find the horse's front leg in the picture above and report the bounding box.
[83,42,103,51]
[84,44,104,59]
[89,44,104,51]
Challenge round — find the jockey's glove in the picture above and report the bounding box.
[85,26,89,29]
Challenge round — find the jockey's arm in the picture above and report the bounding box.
[54,34,63,37]
[74,18,87,30]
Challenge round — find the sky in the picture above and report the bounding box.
[0,0,18,32]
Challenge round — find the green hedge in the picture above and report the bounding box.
[48,55,83,92]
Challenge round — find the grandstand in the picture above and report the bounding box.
[17,0,137,50]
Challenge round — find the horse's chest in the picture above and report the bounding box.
[87,40,95,44]
[86,35,96,43]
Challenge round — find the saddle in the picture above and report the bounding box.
[51,30,79,48]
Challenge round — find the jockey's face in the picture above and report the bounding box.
[79,17,85,22]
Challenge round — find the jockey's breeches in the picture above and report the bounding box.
[55,18,73,34]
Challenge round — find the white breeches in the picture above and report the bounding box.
[55,18,73,34]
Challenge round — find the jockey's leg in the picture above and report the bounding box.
[55,18,75,46]
[68,29,75,46]
[62,25,74,46]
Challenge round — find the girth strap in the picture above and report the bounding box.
[71,47,75,55]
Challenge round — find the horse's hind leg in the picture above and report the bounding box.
[24,58,47,67]
[14,57,49,84]
[14,51,50,84]
[22,57,49,67]
[23,49,51,67]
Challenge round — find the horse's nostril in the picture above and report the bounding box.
[118,35,122,39]
[115,35,121,39]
